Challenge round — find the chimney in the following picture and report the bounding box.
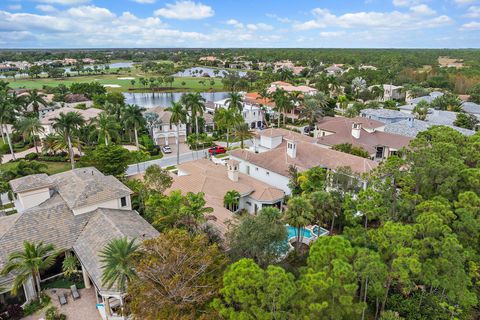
[408,117,414,128]
[226,160,239,182]
[287,140,297,158]
[351,123,361,139]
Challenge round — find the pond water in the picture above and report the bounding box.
[123,91,230,109]
[174,67,247,78]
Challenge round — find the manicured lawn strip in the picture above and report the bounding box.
[0,160,71,175]
[7,74,226,93]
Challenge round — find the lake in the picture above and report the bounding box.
[174,67,247,78]
[123,91,230,109]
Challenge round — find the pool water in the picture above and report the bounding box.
[287,226,314,239]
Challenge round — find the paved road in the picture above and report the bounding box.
[126,148,209,176]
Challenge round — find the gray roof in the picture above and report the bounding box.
[50,168,132,210]
[426,110,458,126]
[361,108,413,120]
[0,193,92,286]
[462,102,480,115]
[9,174,53,193]
[409,91,444,105]
[384,119,475,138]
[73,208,159,294]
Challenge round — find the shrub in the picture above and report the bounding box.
[38,155,68,162]
[45,306,67,320]
[24,153,39,161]
[6,304,23,320]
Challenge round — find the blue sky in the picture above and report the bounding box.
[1,0,479,48]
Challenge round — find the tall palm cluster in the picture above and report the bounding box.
[0,81,147,169]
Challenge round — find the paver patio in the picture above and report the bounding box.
[22,288,102,320]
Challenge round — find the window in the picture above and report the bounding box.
[246,201,252,206]
[255,167,259,171]
[246,166,250,175]
[120,197,127,207]
[266,171,270,176]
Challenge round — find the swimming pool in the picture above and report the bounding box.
[287,226,314,239]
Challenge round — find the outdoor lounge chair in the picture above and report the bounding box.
[58,292,67,305]
[70,284,80,300]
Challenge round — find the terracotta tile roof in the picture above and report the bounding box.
[259,128,315,142]
[148,107,173,123]
[40,107,102,125]
[316,117,412,154]
[244,92,275,107]
[166,160,284,234]
[230,140,378,176]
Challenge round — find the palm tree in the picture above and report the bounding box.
[27,89,48,114]
[301,97,325,125]
[224,190,241,212]
[0,241,58,299]
[233,123,254,149]
[337,95,348,114]
[166,102,187,164]
[371,85,384,101]
[95,113,120,146]
[14,117,44,153]
[214,108,241,149]
[182,92,206,136]
[272,88,292,127]
[122,104,146,151]
[284,196,314,249]
[225,92,243,113]
[352,77,367,99]
[52,111,85,169]
[100,237,139,292]
[412,100,429,120]
[0,91,17,160]
[327,75,341,97]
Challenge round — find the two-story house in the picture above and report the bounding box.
[148,107,187,146]
[0,168,158,319]
[212,98,265,129]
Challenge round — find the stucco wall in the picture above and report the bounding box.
[17,188,51,212]
[72,196,131,215]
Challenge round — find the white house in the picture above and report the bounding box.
[148,107,187,146]
[229,128,378,195]
[212,98,265,129]
[166,159,285,235]
[1,168,158,319]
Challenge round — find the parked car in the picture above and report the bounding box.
[303,125,316,134]
[208,146,227,155]
[162,145,172,154]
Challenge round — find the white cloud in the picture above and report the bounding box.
[36,0,91,4]
[133,0,156,3]
[461,21,480,29]
[392,0,422,7]
[410,4,436,15]
[247,23,274,31]
[465,6,480,17]
[320,31,346,38]
[36,4,57,12]
[154,1,214,20]
[226,19,243,28]
[294,8,452,31]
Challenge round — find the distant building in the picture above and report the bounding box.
[267,81,317,95]
[212,97,265,129]
[360,108,413,124]
[39,107,103,139]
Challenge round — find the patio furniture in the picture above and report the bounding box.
[70,284,80,300]
[58,292,67,305]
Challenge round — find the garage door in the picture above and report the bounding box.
[167,136,176,145]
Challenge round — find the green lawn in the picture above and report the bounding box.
[7,73,225,93]
[0,160,71,175]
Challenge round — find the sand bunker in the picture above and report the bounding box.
[118,77,135,80]
[103,84,121,88]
